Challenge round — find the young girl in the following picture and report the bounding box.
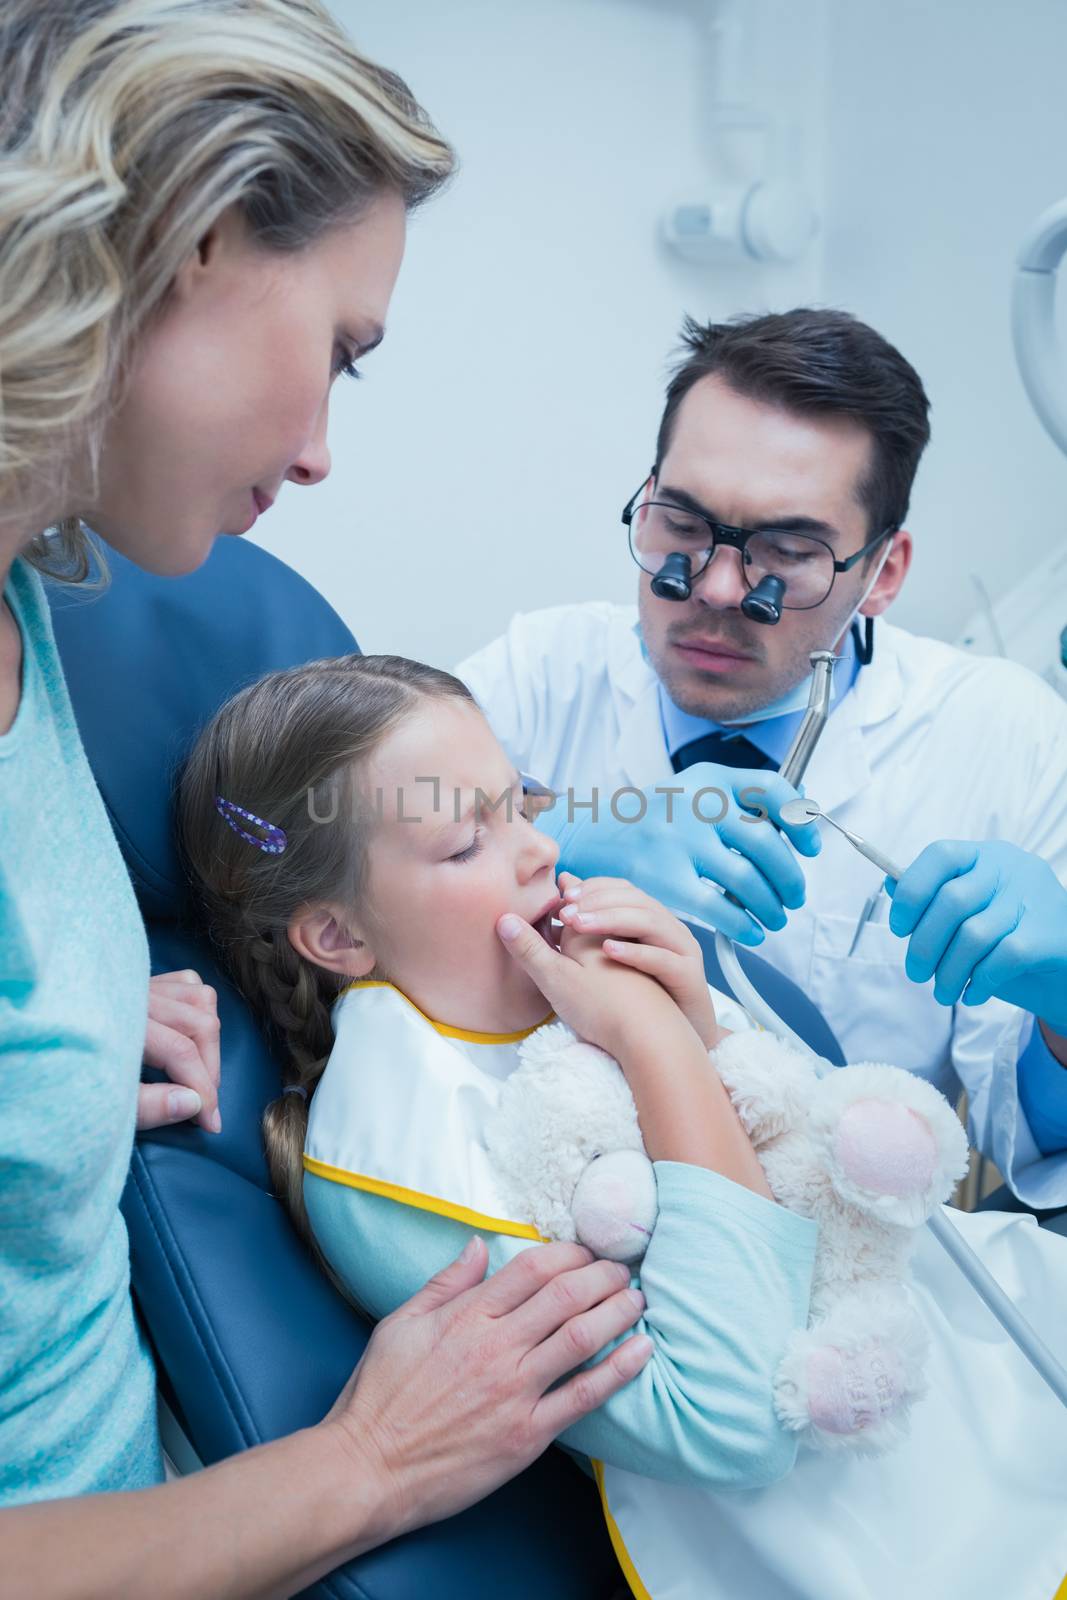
[180,653,1067,1600]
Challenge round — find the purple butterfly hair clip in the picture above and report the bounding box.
[215,795,288,855]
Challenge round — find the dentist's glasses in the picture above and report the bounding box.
[622,482,894,611]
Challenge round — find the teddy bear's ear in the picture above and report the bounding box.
[808,1064,969,1230]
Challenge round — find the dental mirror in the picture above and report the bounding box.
[779,797,903,880]
[779,797,822,826]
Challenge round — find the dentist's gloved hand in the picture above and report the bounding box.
[533,762,821,946]
[887,840,1067,1032]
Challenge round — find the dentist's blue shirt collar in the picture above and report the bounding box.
[642,624,863,768]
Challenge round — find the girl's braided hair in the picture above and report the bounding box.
[178,652,474,1253]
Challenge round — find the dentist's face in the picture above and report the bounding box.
[84,191,406,577]
[637,374,907,724]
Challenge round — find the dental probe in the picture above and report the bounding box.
[777,797,903,880]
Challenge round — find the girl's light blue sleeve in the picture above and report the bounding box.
[305,1162,817,1491]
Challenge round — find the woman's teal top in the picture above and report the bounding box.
[0,559,161,1504]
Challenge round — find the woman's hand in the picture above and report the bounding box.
[557,872,726,1050]
[325,1237,651,1540]
[138,970,221,1133]
[0,1240,650,1599]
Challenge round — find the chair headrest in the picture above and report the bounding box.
[49,537,358,922]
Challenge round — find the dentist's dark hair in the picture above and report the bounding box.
[654,309,932,543]
[178,652,473,1262]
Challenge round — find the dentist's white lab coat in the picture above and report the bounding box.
[456,602,1067,1209]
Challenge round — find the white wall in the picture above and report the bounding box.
[252,0,825,666]
[821,0,1067,646]
[253,0,1067,667]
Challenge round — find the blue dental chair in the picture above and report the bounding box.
[48,536,844,1600]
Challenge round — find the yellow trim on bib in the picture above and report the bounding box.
[592,1459,652,1600]
[1052,1570,1067,1600]
[303,1154,547,1241]
[340,979,553,1044]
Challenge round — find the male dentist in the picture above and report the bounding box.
[459,309,1067,1213]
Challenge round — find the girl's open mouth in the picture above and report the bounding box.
[532,898,563,949]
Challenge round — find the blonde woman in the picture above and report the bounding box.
[0,3,651,1593]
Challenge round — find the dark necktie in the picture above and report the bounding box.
[671,730,775,774]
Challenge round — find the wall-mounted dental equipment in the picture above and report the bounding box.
[657,0,819,269]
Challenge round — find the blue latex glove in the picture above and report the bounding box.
[534,761,821,946]
[887,840,1067,1032]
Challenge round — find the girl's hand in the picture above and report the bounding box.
[497,904,687,1062]
[557,872,725,1050]
[139,970,222,1133]
[500,889,771,1194]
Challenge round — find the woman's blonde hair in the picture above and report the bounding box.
[178,653,474,1256]
[0,0,454,581]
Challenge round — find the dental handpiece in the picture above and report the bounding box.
[778,651,838,791]
[779,797,903,882]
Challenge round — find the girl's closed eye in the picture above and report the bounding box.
[449,829,484,864]
[332,345,362,381]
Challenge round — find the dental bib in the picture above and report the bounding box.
[304,980,550,1240]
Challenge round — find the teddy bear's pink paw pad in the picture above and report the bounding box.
[833,1099,938,1199]
[806,1342,906,1435]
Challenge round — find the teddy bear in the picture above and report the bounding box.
[484,1018,969,1455]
